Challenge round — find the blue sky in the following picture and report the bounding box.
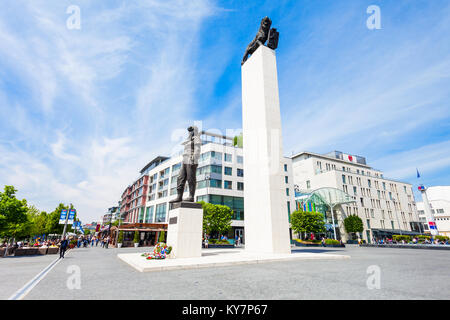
[0,0,449,222]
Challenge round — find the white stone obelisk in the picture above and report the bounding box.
[241,45,291,254]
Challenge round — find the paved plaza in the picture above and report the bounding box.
[1,245,449,300]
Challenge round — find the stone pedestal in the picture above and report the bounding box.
[241,45,291,254]
[166,202,203,258]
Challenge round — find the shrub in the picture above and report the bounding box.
[158,231,165,243]
[295,239,321,244]
[133,231,139,243]
[324,239,340,245]
[211,239,230,245]
[417,235,431,240]
[118,231,123,243]
[393,235,411,242]
[435,235,449,241]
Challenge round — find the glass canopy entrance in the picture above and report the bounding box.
[295,187,356,240]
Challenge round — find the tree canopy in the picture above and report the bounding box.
[343,215,364,234]
[0,186,29,239]
[290,209,326,236]
[0,185,79,241]
[199,201,233,238]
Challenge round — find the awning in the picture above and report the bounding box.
[372,228,422,236]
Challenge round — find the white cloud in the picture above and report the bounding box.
[0,0,217,222]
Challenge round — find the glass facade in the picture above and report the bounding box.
[155,203,167,222]
[201,195,245,221]
[145,206,154,223]
[197,165,222,175]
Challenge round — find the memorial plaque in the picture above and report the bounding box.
[169,217,178,225]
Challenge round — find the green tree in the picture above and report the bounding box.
[0,186,29,242]
[133,230,140,243]
[199,202,233,239]
[343,215,364,240]
[45,203,75,235]
[233,134,243,148]
[118,231,124,243]
[290,210,326,239]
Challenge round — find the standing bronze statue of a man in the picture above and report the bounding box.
[170,126,201,203]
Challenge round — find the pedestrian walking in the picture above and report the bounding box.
[105,236,110,249]
[60,237,69,259]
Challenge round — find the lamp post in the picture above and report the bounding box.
[61,204,74,240]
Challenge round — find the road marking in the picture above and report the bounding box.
[8,250,71,300]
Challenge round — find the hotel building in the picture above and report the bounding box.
[290,151,423,243]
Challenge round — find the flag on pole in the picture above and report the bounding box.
[416,168,421,178]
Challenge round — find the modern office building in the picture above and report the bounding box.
[417,186,450,237]
[290,151,422,243]
[117,131,295,245]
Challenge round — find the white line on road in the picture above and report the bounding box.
[8,250,71,300]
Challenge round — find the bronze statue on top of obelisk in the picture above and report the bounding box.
[241,16,279,66]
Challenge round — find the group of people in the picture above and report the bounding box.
[74,235,112,248]
[371,237,449,245]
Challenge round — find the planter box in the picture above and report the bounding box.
[47,247,59,254]
[205,244,235,249]
[117,243,123,248]
[134,243,139,248]
[37,247,48,255]
[0,248,5,257]
[14,248,28,256]
[294,242,321,247]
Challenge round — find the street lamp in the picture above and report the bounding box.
[61,203,74,240]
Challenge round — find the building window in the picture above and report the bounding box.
[155,203,167,223]
[342,175,346,184]
[353,186,357,195]
[209,179,222,188]
[284,164,288,172]
[224,180,232,190]
[287,201,291,215]
[285,176,288,184]
[286,188,290,196]
[197,180,207,189]
[366,219,371,229]
[224,153,232,162]
[145,206,154,223]
[237,156,243,164]
[237,182,244,191]
[306,180,311,189]
[224,167,232,176]
[237,168,244,177]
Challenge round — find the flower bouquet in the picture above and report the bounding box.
[141,242,172,260]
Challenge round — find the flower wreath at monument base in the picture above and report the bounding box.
[141,242,173,260]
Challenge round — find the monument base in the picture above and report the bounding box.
[166,202,203,259]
